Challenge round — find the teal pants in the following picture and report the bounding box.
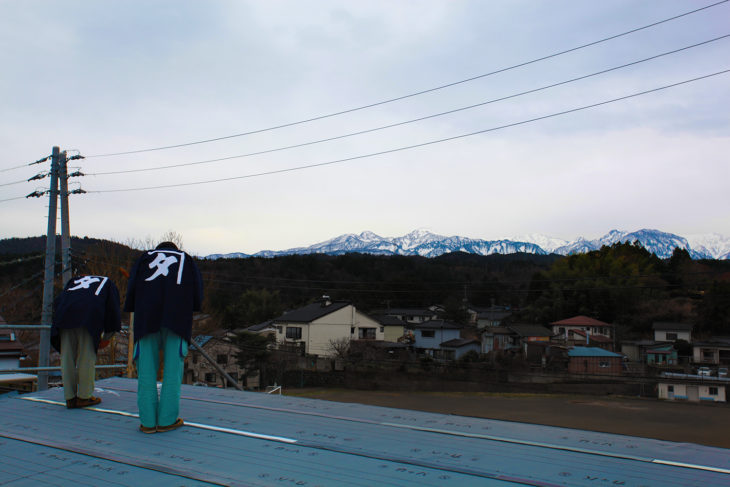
[60,328,97,401]
[135,329,188,428]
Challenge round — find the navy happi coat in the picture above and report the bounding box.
[124,242,203,344]
[52,275,122,352]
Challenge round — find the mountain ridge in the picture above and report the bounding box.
[206,229,730,261]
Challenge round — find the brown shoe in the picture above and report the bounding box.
[66,398,77,409]
[75,396,101,408]
[156,418,184,433]
[139,424,157,434]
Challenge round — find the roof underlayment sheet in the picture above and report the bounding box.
[1,377,729,486]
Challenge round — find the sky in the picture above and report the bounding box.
[1,1,729,256]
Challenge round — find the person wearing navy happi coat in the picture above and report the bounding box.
[52,275,121,409]
[124,241,203,433]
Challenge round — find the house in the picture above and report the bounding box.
[646,344,678,366]
[370,314,406,342]
[621,340,679,366]
[481,326,515,354]
[0,327,35,392]
[652,322,692,342]
[371,307,439,325]
[693,338,730,365]
[184,333,246,388]
[243,319,277,337]
[0,329,25,370]
[438,339,481,360]
[658,374,728,403]
[412,319,462,355]
[567,347,623,375]
[272,298,383,357]
[473,306,512,329]
[550,315,613,341]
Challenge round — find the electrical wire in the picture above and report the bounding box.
[84,0,730,158]
[0,178,30,188]
[87,69,730,194]
[0,195,27,203]
[85,34,730,177]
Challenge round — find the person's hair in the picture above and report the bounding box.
[155,241,179,250]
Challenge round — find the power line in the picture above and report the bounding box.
[87,69,730,194]
[86,34,730,177]
[0,195,27,203]
[84,0,729,158]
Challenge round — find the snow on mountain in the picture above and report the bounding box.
[685,233,730,260]
[511,234,569,253]
[205,229,728,260]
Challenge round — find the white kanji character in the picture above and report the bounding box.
[146,253,178,281]
[68,276,101,291]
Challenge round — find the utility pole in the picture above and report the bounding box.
[38,146,60,391]
[59,151,71,287]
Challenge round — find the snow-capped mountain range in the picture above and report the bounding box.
[206,229,730,260]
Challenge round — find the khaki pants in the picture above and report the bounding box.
[60,328,97,401]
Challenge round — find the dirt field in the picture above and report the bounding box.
[285,389,730,449]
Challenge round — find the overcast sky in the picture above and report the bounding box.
[1,1,728,256]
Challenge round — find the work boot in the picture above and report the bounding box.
[65,397,77,409]
[75,396,101,408]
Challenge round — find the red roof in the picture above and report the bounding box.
[550,315,613,328]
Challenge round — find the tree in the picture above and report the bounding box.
[233,331,275,387]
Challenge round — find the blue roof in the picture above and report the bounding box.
[568,346,623,357]
[1,377,728,485]
[192,335,212,348]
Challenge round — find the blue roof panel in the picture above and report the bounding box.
[1,377,728,486]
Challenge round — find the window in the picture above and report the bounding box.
[421,330,435,338]
[286,327,302,340]
[380,326,384,333]
[359,328,376,339]
[351,327,355,334]
[709,387,718,396]
[666,333,678,341]
[668,385,674,393]
[205,373,216,383]
[276,326,283,334]
[192,354,199,364]
[216,354,227,365]
[599,361,610,368]
[702,349,714,362]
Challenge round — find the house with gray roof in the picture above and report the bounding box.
[272,297,383,357]
[412,319,462,356]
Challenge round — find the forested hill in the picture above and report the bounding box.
[1,237,728,339]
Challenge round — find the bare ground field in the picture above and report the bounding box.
[285,389,730,449]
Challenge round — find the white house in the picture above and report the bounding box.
[412,319,462,355]
[272,298,383,357]
[658,381,727,403]
[652,322,692,342]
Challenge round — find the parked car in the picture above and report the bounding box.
[697,366,712,376]
[718,367,728,378]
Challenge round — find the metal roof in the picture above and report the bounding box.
[652,322,693,331]
[1,377,729,486]
[568,346,623,357]
[414,319,461,330]
[551,315,614,328]
[507,324,553,337]
[273,301,350,323]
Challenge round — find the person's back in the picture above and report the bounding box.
[125,241,203,433]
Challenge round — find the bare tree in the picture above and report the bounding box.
[327,337,351,360]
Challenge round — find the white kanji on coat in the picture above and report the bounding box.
[146,253,179,281]
[69,276,100,290]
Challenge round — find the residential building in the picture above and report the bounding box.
[371,307,439,325]
[550,315,613,340]
[272,298,383,357]
[652,322,692,342]
[439,338,481,360]
[693,338,730,365]
[412,319,462,355]
[481,326,515,354]
[658,377,727,403]
[185,333,246,388]
[567,347,623,375]
[370,314,406,342]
